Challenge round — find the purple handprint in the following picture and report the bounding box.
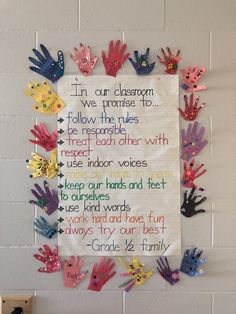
[30,180,59,215]
[157,257,179,285]
[181,121,208,161]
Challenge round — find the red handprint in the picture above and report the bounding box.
[29,123,57,152]
[34,245,61,273]
[102,40,130,77]
[181,159,207,191]
[179,93,205,121]
[88,257,116,292]
[157,47,181,74]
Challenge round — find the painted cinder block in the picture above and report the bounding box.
[34,291,123,314]
[125,291,211,314]
[0,116,34,159]
[214,294,236,314]
[80,0,165,30]
[0,160,36,202]
[213,203,236,247]
[0,31,34,73]
[0,74,38,116]
[0,0,77,31]
[167,0,236,31]
[0,203,34,246]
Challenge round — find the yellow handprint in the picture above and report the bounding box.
[24,80,65,114]
[26,149,58,179]
[118,257,154,291]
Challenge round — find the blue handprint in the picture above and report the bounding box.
[34,216,58,239]
[129,48,155,75]
[29,44,64,82]
[180,247,207,277]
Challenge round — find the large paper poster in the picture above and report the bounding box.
[57,75,181,256]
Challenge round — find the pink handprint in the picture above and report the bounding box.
[64,256,88,288]
[70,44,98,75]
[181,65,206,92]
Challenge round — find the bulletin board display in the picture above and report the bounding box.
[57,75,181,256]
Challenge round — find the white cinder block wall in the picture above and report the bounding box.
[0,0,235,313]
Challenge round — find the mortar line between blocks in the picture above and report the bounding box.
[209,31,212,70]
[211,292,214,314]
[78,0,81,30]
[211,203,214,247]
[122,32,125,43]
[209,115,213,158]
[122,291,125,314]
[35,31,38,49]
[164,0,167,30]
[33,291,37,313]
[0,245,41,249]
[10,289,236,293]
